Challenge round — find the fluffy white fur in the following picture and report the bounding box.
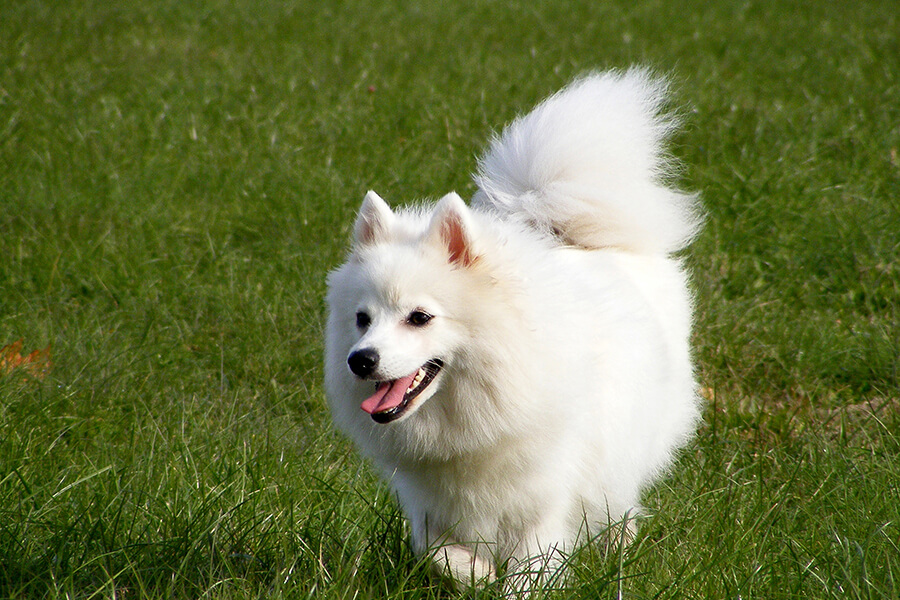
[325,68,702,593]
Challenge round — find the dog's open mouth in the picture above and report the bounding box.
[360,359,443,423]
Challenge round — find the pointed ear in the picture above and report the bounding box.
[427,192,478,267]
[353,190,394,246]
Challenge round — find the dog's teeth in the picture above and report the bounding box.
[407,367,427,393]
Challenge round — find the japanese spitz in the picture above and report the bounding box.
[325,69,702,592]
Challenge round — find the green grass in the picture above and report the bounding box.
[1,0,898,597]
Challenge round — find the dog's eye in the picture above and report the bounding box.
[407,310,433,327]
[355,311,371,328]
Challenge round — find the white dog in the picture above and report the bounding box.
[325,68,702,592]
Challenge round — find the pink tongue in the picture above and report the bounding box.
[360,371,419,415]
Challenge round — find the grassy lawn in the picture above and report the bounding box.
[1,0,898,598]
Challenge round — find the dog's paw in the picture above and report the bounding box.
[431,543,496,589]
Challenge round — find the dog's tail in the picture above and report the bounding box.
[472,68,701,254]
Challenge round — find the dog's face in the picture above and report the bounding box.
[325,191,480,425]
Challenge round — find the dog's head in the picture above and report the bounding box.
[325,190,482,426]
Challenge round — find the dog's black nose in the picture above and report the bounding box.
[348,348,379,378]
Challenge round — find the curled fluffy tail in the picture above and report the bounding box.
[472,68,702,254]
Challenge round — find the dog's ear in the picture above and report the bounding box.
[354,191,394,246]
[427,192,478,267]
